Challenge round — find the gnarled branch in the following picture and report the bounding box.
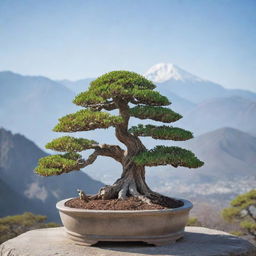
[79,144,125,168]
[88,101,117,111]
[93,144,124,163]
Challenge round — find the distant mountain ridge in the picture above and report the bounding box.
[144,63,203,83]
[0,66,255,148]
[0,128,104,221]
[0,71,76,148]
[147,127,256,204]
[177,96,256,135]
[144,63,256,103]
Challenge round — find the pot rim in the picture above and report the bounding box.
[56,197,193,214]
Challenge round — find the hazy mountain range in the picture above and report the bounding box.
[0,63,255,218]
[0,64,255,148]
[150,127,256,213]
[145,63,256,103]
[0,128,104,222]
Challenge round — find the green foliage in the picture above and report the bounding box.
[73,91,105,107]
[231,189,256,208]
[222,207,241,221]
[129,124,193,141]
[222,190,256,239]
[90,71,156,91]
[132,89,170,106]
[46,136,97,152]
[240,220,256,230]
[53,109,123,132]
[187,217,202,226]
[130,106,181,123]
[73,71,169,107]
[35,152,82,176]
[229,231,244,236]
[223,190,256,221]
[0,212,59,244]
[133,146,204,168]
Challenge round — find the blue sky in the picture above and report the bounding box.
[0,0,256,91]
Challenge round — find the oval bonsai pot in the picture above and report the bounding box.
[56,198,193,246]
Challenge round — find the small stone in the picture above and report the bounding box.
[0,227,255,256]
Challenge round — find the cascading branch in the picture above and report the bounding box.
[35,71,204,204]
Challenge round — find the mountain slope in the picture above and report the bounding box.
[177,96,256,135]
[147,127,256,198]
[0,178,41,217]
[0,128,104,221]
[58,78,93,94]
[144,63,256,103]
[0,71,76,148]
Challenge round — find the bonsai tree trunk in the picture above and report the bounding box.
[98,100,180,206]
[99,100,150,200]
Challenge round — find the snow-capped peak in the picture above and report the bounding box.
[144,63,202,83]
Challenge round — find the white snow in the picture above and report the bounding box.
[144,63,203,83]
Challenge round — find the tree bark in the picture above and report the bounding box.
[86,100,182,207]
[93,100,159,203]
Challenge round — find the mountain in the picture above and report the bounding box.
[0,128,104,221]
[0,178,40,217]
[1,67,255,150]
[58,78,93,94]
[147,127,256,202]
[177,96,256,135]
[144,63,203,83]
[144,63,256,103]
[0,71,76,148]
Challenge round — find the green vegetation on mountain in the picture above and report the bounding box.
[0,212,59,244]
[223,190,256,240]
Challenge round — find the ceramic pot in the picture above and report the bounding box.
[56,198,192,246]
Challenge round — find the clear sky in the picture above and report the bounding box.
[0,0,256,91]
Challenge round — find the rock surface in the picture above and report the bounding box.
[0,227,255,256]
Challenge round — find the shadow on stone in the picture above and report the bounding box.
[95,231,255,256]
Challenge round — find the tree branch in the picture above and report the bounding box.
[92,144,124,163]
[247,206,256,222]
[88,101,116,111]
[78,151,99,168]
[78,144,125,169]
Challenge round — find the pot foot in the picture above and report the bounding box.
[144,234,183,246]
[74,240,98,246]
[65,230,98,246]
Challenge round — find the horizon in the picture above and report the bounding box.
[1,63,256,94]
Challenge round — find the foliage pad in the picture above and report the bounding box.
[129,124,193,140]
[133,146,204,168]
[53,109,123,132]
[35,152,82,176]
[130,106,181,123]
[46,136,97,152]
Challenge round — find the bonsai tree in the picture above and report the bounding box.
[222,190,256,239]
[35,71,203,205]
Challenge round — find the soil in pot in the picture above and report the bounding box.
[65,196,183,210]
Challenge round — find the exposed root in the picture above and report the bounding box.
[118,183,129,199]
[77,189,90,202]
[128,182,152,205]
[85,174,183,209]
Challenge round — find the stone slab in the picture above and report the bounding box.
[0,227,255,256]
